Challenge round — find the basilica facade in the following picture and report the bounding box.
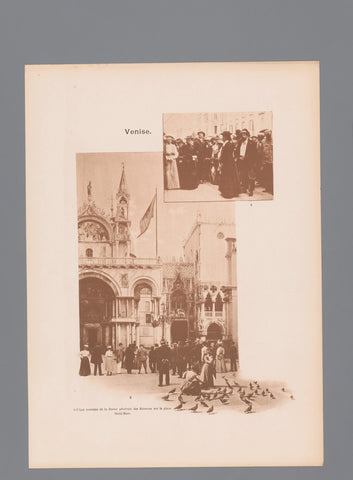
[78,167,238,352]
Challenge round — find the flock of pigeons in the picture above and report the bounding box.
[161,374,295,414]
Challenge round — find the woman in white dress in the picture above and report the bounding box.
[215,340,227,373]
[104,345,114,376]
[164,135,180,190]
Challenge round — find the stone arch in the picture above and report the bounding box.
[79,270,121,297]
[78,214,113,242]
[206,321,224,340]
[130,276,159,297]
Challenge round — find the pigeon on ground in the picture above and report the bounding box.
[244,403,253,414]
[224,378,232,388]
[174,403,183,410]
[169,388,176,394]
[189,403,198,412]
[207,405,214,413]
[220,398,230,404]
[161,394,169,401]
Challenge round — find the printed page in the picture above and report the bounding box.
[26,61,322,468]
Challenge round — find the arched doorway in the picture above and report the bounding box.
[134,283,153,325]
[79,277,115,348]
[207,322,223,340]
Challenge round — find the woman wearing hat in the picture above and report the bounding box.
[215,340,227,373]
[199,348,216,388]
[164,135,180,190]
[104,345,114,376]
[79,344,91,376]
[218,131,240,199]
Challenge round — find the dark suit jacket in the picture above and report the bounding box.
[235,139,257,168]
[91,345,103,364]
[156,345,172,369]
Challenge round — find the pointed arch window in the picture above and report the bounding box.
[205,292,212,312]
[215,293,223,312]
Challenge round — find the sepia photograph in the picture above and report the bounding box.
[76,152,294,415]
[163,112,273,202]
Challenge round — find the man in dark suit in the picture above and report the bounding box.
[235,128,258,196]
[91,344,103,376]
[194,131,210,183]
[229,341,238,372]
[155,339,172,386]
[180,137,198,190]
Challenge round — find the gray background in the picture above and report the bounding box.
[0,0,352,478]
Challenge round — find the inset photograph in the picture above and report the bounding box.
[163,112,273,202]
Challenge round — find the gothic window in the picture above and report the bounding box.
[86,248,93,258]
[205,292,212,311]
[171,291,186,311]
[215,293,223,312]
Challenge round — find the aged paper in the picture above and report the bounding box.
[26,62,322,468]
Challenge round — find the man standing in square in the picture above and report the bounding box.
[156,340,172,386]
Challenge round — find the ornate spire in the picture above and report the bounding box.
[117,162,129,198]
[110,195,114,218]
[87,181,93,203]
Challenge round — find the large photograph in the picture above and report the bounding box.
[76,152,294,415]
[163,112,273,202]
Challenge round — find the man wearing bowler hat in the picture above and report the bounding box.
[155,339,172,386]
[234,128,258,196]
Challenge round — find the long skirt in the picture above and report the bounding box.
[79,357,91,376]
[219,162,240,198]
[199,363,215,388]
[105,357,114,373]
[180,159,198,190]
[165,159,180,189]
[215,358,227,373]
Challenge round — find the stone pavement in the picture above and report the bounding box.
[74,365,295,416]
[164,183,273,203]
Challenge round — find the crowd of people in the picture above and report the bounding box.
[163,128,273,198]
[79,338,238,389]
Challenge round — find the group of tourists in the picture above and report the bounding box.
[78,338,238,390]
[163,128,273,198]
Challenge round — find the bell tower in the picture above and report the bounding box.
[115,164,131,257]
